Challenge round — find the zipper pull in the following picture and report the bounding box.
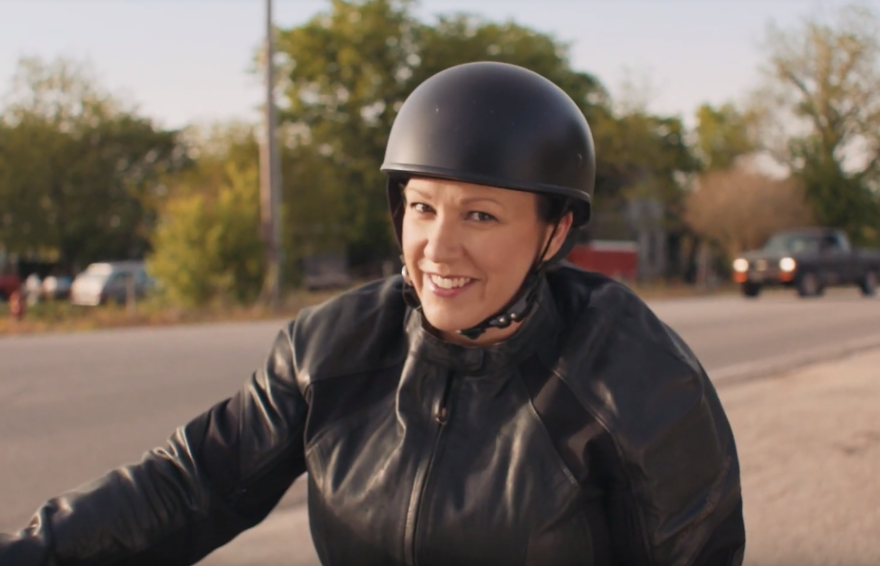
[434,371,454,425]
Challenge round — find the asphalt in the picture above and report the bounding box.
[1,286,878,564]
[725,348,880,566]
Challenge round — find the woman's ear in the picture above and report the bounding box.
[543,211,574,260]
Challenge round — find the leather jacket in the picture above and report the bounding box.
[0,266,745,566]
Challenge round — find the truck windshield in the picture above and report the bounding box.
[763,234,820,254]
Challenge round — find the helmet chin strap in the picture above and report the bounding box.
[456,217,564,341]
[400,262,544,340]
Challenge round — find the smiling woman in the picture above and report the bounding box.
[0,62,744,566]
[400,177,573,345]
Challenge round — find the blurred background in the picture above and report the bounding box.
[2,1,880,565]
[3,0,880,320]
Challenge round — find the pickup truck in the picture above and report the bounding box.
[731,228,880,298]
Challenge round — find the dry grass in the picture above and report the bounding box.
[0,280,738,336]
[0,288,341,336]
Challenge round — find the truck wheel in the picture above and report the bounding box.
[797,272,823,298]
[741,282,761,298]
[860,270,878,297]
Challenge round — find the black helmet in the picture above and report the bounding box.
[382,61,596,340]
[382,61,596,248]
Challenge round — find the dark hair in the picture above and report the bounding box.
[536,194,569,224]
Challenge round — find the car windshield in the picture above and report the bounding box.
[763,234,820,254]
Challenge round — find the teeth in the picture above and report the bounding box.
[430,274,471,289]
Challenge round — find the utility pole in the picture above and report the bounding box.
[260,0,283,311]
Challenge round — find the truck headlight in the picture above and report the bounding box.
[732,258,749,272]
[779,257,796,272]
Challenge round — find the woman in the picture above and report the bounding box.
[0,62,744,565]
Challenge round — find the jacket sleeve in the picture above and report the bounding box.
[594,367,746,566]
[0,324,308,566]
[560,293,746,566]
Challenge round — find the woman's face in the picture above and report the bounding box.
[401,177,572,345]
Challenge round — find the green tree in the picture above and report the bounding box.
[148,154,264,307]
[0,57,183,271]
[756,3,880,244]
[280,141,349,284]
[694,103,754,171]
[275,0,608,268]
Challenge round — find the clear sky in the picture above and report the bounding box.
[0,0,871,130]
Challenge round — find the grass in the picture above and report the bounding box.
[0,279,739,336]
[0,289,341,336]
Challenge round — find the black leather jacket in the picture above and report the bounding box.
[0,267,745,566]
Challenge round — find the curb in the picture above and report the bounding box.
[710,332,880,387]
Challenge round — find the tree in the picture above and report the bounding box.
[275,0,608,269]
[273,0,708,283]
[280,141,349,283]
[0,57,184,272]
[685,167,814,261]
[275,0,416,269]
[694,103,755,171]
[148,145,265,307]
[755,3,880,244]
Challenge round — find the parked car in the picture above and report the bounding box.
[70,261,153,306]
[23,273,43,304]
[41,275,73,300]
[731,228,880,298]
[302,254,352,291]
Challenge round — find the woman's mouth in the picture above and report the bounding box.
[424,273,475,298]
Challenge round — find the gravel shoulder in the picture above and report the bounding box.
[719,348,880,566]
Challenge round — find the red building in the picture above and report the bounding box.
[566,240,639,282]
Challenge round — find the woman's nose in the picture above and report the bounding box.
[423,214,462,262]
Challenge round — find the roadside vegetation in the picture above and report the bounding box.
[0,280,740,336]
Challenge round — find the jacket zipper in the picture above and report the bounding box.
[404,370,455,566]
[222,438,299,507]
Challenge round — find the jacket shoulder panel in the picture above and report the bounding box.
[548,266,740,563]
[547,266,707,431]
[547,264,701,374]
[291,276,408,389]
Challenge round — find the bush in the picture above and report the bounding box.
[148,162,264,307]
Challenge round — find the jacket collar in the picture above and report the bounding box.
[404,274,562,376]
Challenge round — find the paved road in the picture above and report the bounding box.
[725,347,880,565]
[1,286,878,563]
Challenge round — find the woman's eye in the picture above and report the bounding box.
[468,211,497,222]
[410,202,433,214]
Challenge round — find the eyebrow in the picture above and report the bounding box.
[405,187,503,206]
[460,196,502,206]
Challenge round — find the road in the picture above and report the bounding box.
[1,286,878,564]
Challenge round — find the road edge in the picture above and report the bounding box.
[710,332,880,387]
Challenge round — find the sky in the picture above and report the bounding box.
[0,0,873,130]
